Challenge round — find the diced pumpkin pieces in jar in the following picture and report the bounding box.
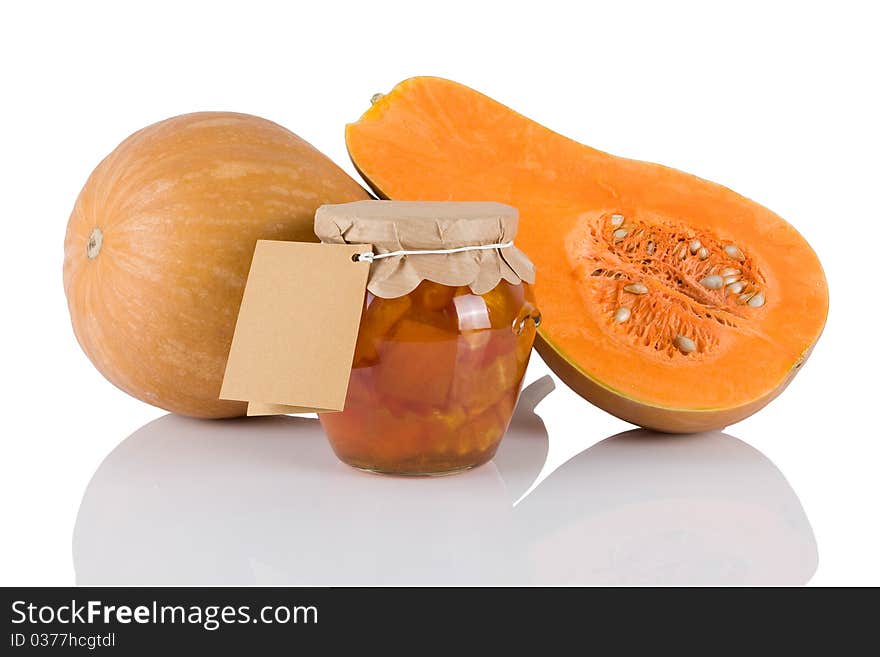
[429,404,468,432]
[479,328,517,365]
[353,294,412,367]
[482,282,526,330]
[412,281,457,311]
[321,405,424,468]
[493,388,518,432]
[457,408,504,455]
[453,349,520,415]
[374,319,458,406]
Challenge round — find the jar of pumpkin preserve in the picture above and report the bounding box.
[315,200,539,475]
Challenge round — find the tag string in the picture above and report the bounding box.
[354,240,514,263]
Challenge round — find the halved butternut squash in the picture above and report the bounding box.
[345,77,828,432]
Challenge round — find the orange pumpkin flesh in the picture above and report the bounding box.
[346,77,829,432]
[64,112,370,418]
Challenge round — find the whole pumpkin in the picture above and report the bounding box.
[64,112,370,418]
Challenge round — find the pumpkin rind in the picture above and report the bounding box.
[64,112,370,418]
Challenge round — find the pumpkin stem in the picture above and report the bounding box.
[87,227,103,260]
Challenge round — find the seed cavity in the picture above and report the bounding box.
[674,335,696,354]
[700,275,724,290]
[623,283,648,295]
[724,244,745,261]
[590,211,766,359]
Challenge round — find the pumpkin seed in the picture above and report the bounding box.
[624,283,648,295]
[747,292,765,307]
[723,275,740,285]
[689,240,702,254]
[646,241,656,255]
[726,281,745,294]
[614,307,631,323]
[610,213,625,226]
[720,267,740,277]
[737,292,755,304]
[674,335,696,354]
[370,93,385,105]
[724,244,745,261]
[613,228,628,243]
[700,275,724,290]
[698,247,709,260]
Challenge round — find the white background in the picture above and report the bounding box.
[1,0,877,585]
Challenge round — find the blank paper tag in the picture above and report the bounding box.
[220,240,370,414]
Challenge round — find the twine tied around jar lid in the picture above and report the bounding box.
[352,240,515,263]
[314,200,536,299]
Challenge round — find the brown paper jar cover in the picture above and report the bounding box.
[314,200,536,298]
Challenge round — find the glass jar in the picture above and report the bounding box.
[319,279,539,475]
[313,200,537,476]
